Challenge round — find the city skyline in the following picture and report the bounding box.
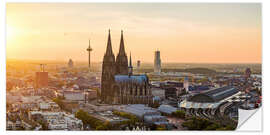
[6,3,261,63]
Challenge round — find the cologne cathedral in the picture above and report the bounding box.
[101,30,153,105]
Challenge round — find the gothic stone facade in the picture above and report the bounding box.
[101,30,152,105]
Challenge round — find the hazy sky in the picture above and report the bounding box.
[6,3,261,63]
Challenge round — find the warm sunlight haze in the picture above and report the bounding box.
[6,3,261,63]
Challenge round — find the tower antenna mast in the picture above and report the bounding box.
[86,39,93,71]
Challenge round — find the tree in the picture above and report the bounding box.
[205,123,221,130]
[112,111,139,124]
[75,109,89,125]
[150,101,160,108]
[182,116,234,130]
[112,111,140,129]
[171,110,186,119]
[75,109,107,130]
[52,97,65,110]
[37,119,48,130]
[96,125,106,130]
[156,125,167,130]
[95,121,111,130]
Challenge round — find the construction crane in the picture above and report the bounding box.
[28,63,48,72]
[39,64,47,72]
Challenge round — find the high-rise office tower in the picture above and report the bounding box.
[35,72,48,89]
[68,59,74,68]
[154,50,161,74]
[184,76,189,92]
[35,64,48,89]
[137,60,141,69]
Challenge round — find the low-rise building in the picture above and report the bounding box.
[39,102,60,110]
[28,111,83,130]
[151,88,165,100]
[63,90,85,101]
[6,119,23,130]
[158,105,177,115]
[86,89,97,100]
[115,104,168,125]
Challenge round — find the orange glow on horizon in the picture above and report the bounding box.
[6,3,262,64]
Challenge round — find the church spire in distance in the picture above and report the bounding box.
[128,52,133,76]
[129,52,132,67]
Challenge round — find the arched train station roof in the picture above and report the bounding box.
[188,86,238,103]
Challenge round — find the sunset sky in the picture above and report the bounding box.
[6,3,261,63]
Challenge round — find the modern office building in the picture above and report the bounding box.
[154,50,161,74]
[184,76,189,92]
[35,72,48,89]
[68,59,74,68]
[63,90,85,101]
[137,60,141,69]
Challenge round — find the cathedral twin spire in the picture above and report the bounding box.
[104,29,130,75]
[119,30,126,56]
[105,29,114,56]
[105,29,126,56]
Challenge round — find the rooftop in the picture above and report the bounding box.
[188,86,239,103]
[115,74,148,84]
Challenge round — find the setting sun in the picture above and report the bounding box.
[6,24,15,41]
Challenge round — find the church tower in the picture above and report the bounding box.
[128,52,133,76]
[101,29,116,103]
[116,30,128,75]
